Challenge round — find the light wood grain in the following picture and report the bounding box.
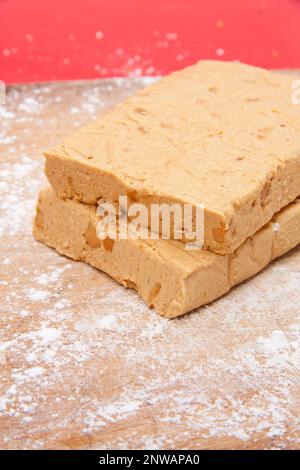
[0,74,299,450]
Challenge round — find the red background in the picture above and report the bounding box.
[0,0,300,84]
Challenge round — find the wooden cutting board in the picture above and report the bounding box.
[0,75,299,450]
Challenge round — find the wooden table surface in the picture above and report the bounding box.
[0,75,300,450]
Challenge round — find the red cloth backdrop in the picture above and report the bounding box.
[0,0,300,84]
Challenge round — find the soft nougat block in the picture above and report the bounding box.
[33,188,300,318]
[45,61,300,254]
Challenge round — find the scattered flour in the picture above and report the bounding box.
[18,97,42,114]
[26,289,50,302]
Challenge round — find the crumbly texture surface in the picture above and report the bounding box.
[45,60,300,254]
[33,188,300,317]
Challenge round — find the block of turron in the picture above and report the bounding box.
[33,188,300,317]
[45,61,300,254]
